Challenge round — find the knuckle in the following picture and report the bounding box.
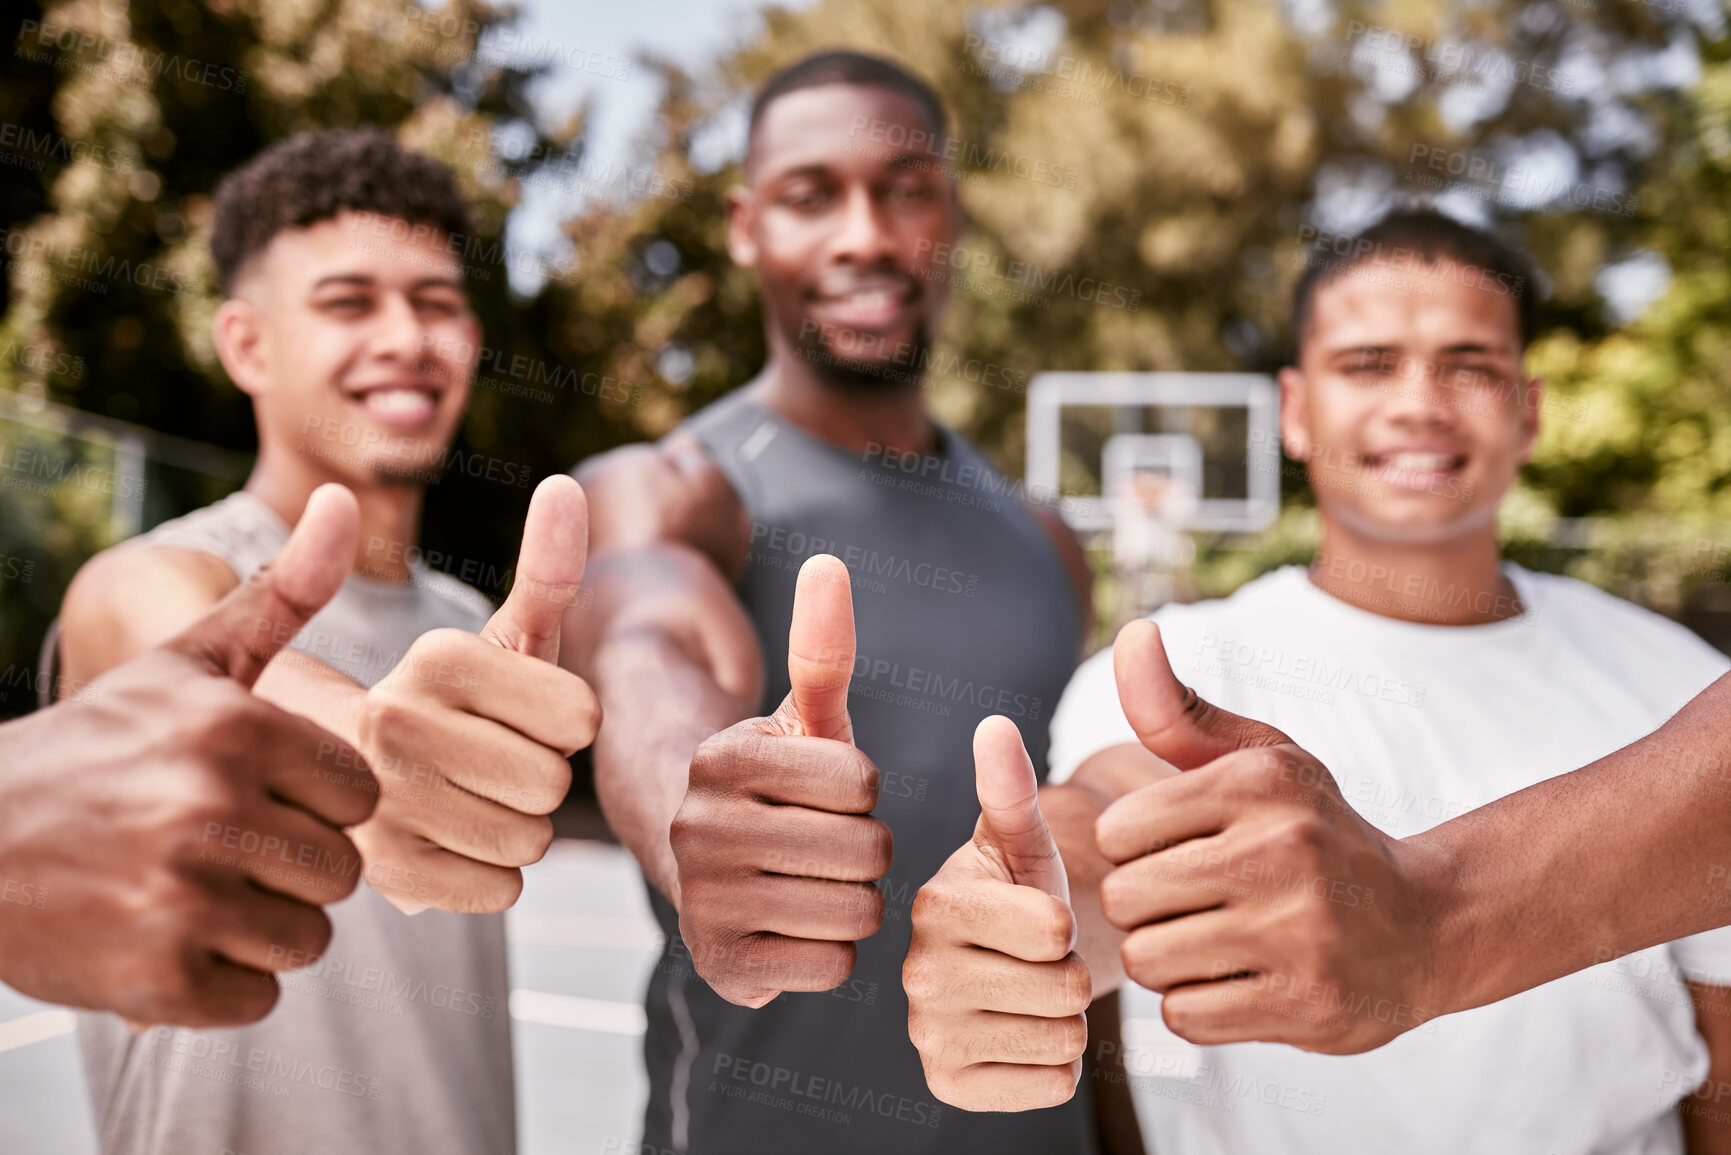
[520,754,572,815]
[320,849,364,900]
[358,690,416,748]
[1054,955,1093,1015]
[1232,749,1288,795]
[524,813,557,861]
[668,802,709,858]
[677,908,721,957]
[1040,894,1077,956]
[166,789,241,853]
[411,627,471,663]
[498,813,555,867]
[804,944,854,991]
[1264,814,1325,863]
[283,907,334,960]
[1042,1061,1083,1107]
[1099,869,1138,930]
[734,731,782,777]
[1055,1015,1089,1064]
[852,882,886,935]
[859,818,894,879]
[909,884,941,929]
[689,733,745,789]
[572,680,602,740]
[137,971,200,1024]
[473,867,525,913]
[840,747,880,809]
[901,954,945,1006]
[937,1077,990,1113]
[1161,992,1210,1042]
[911,881,958,929]
[906,1010,937,1054]
[1120,934,1159,990]
[923,1066,962,1106]
[175,677,250,741]
[138,866,200,926]
[1162,997,1198,1040]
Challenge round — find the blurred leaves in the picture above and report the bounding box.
[1503,29,1731,612]
[0,0,614,707]
[1,0,1728,708]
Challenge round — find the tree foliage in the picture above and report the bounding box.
[0,0,1722,708]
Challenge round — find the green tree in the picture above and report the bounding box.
[547,0,1697,628]
[0,0,610,711]
[0,0,1715,709]
[1514,26,1731,638]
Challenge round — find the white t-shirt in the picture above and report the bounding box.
[1050,564,1731,1155]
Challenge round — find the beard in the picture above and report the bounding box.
[371,461,439,487]
[368,441,446,487]
[784,309,932,396]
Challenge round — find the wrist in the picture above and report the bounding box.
[1399,830,1473,1020]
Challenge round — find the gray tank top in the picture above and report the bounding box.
[75,491,515,1155]
[640,391,1094,1155]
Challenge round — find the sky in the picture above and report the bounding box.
[480,0,1710,316]
[480,0,814,292]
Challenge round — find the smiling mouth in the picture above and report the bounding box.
[1367,451,1464,471]
[810,282,919,330]
[346,386,442,426]
[1363,451,1468,488]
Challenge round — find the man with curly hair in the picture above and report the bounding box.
[54,128,598,1155]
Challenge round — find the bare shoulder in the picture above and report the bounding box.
[575,432,750,577]
[1028,502,1094,631]
[59,542,239,681]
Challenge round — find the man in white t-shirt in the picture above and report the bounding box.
[902,208,1731,1153]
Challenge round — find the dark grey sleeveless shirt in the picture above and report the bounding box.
[640,389,1093,1155]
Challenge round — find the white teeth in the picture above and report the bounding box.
[1382,452,1455,472]
[360,389,436,420]
[843,290,893,307]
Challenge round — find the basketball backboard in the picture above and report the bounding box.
[1025,372,1280,535]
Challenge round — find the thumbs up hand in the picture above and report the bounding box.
[0,483,378,1026]
[904,716,1091,1112]
[1095,621,1439,1054]
[670,555,892,1008]
[351,475,601,914]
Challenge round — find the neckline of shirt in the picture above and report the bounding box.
[735,393,961,469]
[227,489,434,601]
[1266,561,1543,647]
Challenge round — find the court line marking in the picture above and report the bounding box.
[0,1010,76,1055]
[509,989,647,1037]
[506,911,662,951]
[0,987,648,1056]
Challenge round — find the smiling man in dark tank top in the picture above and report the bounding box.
[564,51,1136,1155]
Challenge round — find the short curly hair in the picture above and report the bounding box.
[210,128,475,295]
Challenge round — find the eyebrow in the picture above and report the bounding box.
[766,163,837,183]
[1328,341,1512,360]
[1330,345,1395,361]
[311,274,466,292]
[767,155,935,185]
[1435,341,1510,357]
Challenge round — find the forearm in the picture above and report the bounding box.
[1042,780,1126,996]
[1049,746,1182,996]
[590,627,753,908]
[1684,981,1731,1153]
[1415,673,1731,1017]
[1084,990,1147,1155]
[253,650,366,744]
